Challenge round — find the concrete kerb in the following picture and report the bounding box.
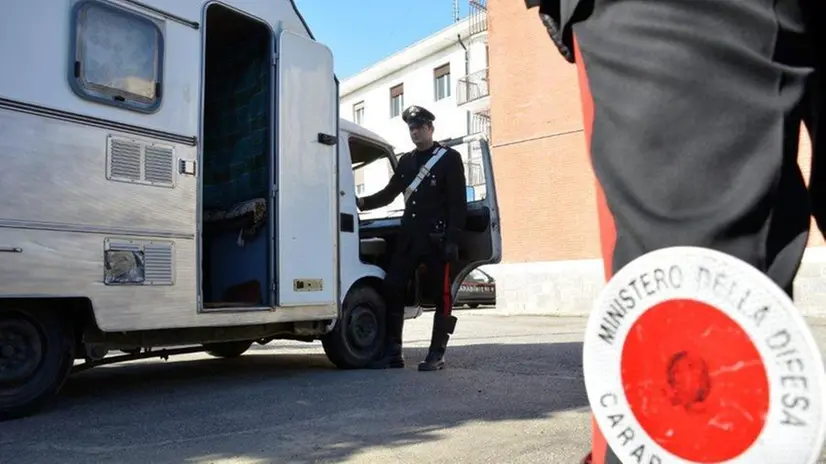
[458,308,589,318]
[480,246,826,318]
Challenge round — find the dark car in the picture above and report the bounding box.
[455,268,496,309]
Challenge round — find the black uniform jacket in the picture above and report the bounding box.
[360,143,468,254]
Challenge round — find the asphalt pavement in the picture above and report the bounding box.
[0,312,824,464]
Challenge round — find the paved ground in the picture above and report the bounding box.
[0,312,824,464]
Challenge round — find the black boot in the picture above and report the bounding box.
[418,313,457,372]
[368,312,405,369]
[367,342,404,369]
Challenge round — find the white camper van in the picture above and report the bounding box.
[0,0,501,419]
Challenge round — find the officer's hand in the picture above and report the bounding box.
[443,241,459,262]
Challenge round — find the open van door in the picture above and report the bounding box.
[419,134,502,306]
[274,30,338,309]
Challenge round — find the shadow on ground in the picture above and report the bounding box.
[0,341,588,464]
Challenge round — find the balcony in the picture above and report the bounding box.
[470,110,491,141]
[456,68,490,111]
[469,0,487,36]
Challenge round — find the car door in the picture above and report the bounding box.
[418,134,502,306]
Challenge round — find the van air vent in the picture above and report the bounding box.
[106,136,176,188]
[104,239,174,286]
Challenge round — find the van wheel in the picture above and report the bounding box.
[321,284,386,369]
[0,307,75,421]
[203,340,253,358]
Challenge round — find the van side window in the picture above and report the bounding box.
[69,0,164,113]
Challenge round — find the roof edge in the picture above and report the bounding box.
[340,17,474,97]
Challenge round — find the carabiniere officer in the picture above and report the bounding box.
[356,105,468,371]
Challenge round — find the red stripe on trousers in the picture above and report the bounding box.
[574,35,616,464]
[443,262,451,315]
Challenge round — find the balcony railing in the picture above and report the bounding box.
[470,111,491,141]
[469,0,487,36]
[456,68,490,106]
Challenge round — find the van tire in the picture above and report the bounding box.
[204,340,253,358]
[0,307,75,421]
[322,284,386,369]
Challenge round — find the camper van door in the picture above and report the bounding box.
[274,30,338,309]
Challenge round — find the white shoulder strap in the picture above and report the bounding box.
[404,146,448,203]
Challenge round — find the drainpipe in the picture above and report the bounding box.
[457,32,471,165]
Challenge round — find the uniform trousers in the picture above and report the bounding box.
[565,0,824,461]
[383,239,455,353]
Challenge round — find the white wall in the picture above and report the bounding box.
[340,32,489,216]
[466,35,488,74]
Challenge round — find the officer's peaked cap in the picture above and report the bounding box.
[402,105,435,125]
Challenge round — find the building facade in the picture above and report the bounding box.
[339,6,490,218]
[486,0,826,316]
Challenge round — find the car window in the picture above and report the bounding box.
[465,269,488,283]
[353,149,403,218]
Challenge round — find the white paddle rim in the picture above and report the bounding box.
[583,246,826,464]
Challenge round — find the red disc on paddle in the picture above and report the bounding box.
[621,299,769,462]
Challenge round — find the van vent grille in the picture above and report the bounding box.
[145,146,175,184]
[106,136,176,188]
[110,139,142,181]
[143,243,174,284]
[106,239,174,286]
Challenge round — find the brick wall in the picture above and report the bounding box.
[799,127,824,247]
[488,0,601,263]
[488,0,822,265]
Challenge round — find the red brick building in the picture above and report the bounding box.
[485,0,825,316]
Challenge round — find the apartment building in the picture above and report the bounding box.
[339,3,490,217]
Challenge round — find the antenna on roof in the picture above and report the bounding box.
[453,0,460,22]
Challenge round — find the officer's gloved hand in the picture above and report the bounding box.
[443,241,459,262]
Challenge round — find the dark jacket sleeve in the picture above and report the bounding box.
[444,149,468,245]
[359,157,406,211]
[525,0,577,64]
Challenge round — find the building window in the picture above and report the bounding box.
[355,183,365,195]
[434,63,451,101]
[353,101,365,125]
[70,0,164,113]
[389,84,404,118]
